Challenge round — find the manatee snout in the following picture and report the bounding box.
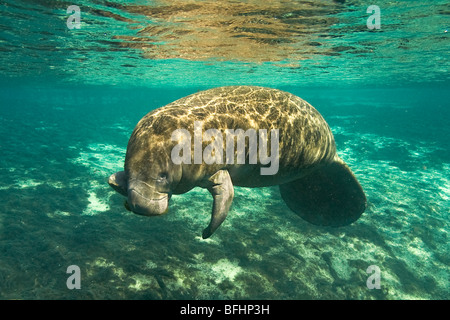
[108,171,169,216]
[127,182,169,216]
[108,171,127,196]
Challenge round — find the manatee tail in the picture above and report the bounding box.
[279,156,366,227]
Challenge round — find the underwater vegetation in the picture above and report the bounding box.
[0,0,448,300]
[0,86,448,299]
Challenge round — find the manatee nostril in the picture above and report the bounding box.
[108,171,128,196]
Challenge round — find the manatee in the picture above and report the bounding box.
[109,86,367,239]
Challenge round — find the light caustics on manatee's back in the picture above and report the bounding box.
[108,86,367,238]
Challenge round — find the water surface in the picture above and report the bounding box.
[0,0,448,299]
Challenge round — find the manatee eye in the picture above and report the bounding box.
[158,172,168,181]
[156,172,170,191]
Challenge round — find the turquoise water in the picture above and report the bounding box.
[0,0,449,300]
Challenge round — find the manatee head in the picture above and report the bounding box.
[109,139,181,216]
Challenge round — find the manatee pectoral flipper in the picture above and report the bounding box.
[279,157,367,227]
[202,170,235,239]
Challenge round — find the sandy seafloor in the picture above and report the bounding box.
[0,84,448,300]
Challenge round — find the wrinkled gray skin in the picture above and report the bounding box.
[108,86,366,239]
[109,139,234,239]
